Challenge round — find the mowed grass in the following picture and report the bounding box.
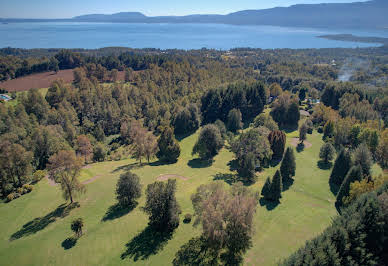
[0,129,380,265]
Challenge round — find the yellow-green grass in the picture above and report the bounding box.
[0,130,381,265]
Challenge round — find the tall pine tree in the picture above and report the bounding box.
[329,148,352,186]
[269,170,282,202]
[261,177,271,200]
[280,147,296,182]
[335,165,363,209]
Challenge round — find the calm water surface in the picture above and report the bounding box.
[0,22,387,49]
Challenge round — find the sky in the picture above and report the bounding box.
[0,0,368,18]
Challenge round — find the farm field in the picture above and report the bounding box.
[0,70,126,92]
[0,129,382,266]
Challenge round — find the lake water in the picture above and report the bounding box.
[1,22,387,50]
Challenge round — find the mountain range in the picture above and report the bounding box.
[1,0,387,29]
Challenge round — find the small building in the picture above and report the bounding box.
[0,94,12,102]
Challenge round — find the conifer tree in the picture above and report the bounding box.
[156,126,180,163]
[269,170,282,201]
[261,177,272,200]
[335,165,363,208]
[329,148,352,186]
[268,130,286,160]
[280,147,296,182]
[319,142,336,164]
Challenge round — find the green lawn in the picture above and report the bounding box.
[0,130,379,265]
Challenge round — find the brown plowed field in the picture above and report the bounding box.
[0,70,125,92]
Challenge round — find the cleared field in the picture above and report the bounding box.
[0,70,125,92]
[0,130,381,265]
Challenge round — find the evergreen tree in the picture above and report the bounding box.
[261,177,272,200]
[226,108,243,133]
[280,147,296,182]
[286,102,300,128]
[323,120,335,139]
[336,165,363,208]
[329,148,352,186]
[269,170,282,201]
[237,152,256,182]
[156,126,181,163]
[319,142,336,164]
[353,143,373,176]
[143,179,181,231]
[268,130,286,160]
[192,124,223,159]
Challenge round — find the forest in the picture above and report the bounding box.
[0,45,387,265]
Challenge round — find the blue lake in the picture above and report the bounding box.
[0,22,387,50]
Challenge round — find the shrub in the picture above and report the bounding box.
[183,213,192,223]
[32,170,47,183]
[22,184,34,193]
[317,126,323,133]
[17,187,24,194]
[7,193,15,202]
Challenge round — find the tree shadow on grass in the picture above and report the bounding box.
[10,202,79,241]
[172,237,220,265]
[269,158,282,167]
[259,198,280,211]
[102,203,137,222]
[188,158,213,168]
[112,162,142,173]
[296,142,305,153]
[329,182,340,196]
[213,173,252,186]
[227,159,239,171]
[121,226,173,261]
[282,178,294,192]
[317,160,333,170]
[61,236,77,250]
[149,160,171,167]
[175,132,194,141]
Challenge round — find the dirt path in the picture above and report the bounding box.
[157,174,189,181]
[290,138,312,148]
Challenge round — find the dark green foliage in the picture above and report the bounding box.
[287,102,301,128]
[237,152,256,181]
[192,124,223,160]
[71,218,84,238]
[268,130,286,160]
[156,126,181,163]
[330,149,352,186]
[93,143,106,162]
[116,171,142,207]
[281,184,388,266]
[323,120,335,140]
[214,119,227,139]
[226,108,243,133]
[231,128,273,172]
[353,143,373,176]
[270,93,300,128]
[173,104,200,135]
[201,82,266,124]
[336,165,363,208]
[268,171,282,202]
[280,147,296,182]
[143,180,181,232]
[261,177,272,200]
[299,123,308,143]
[319,142,336,163]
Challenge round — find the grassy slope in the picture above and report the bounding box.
[0,130,381,266]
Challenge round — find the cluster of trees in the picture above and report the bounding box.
[201,82,267,125]
[281,184,388,265]
[231,128,272,180]
[261,147,296,202]
[173,182,258,265]
[270,92,300,128]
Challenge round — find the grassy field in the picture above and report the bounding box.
[0,129,382,265]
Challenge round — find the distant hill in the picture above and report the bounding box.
[1,0,387,29]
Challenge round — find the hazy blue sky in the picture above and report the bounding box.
[0,0,368,18]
